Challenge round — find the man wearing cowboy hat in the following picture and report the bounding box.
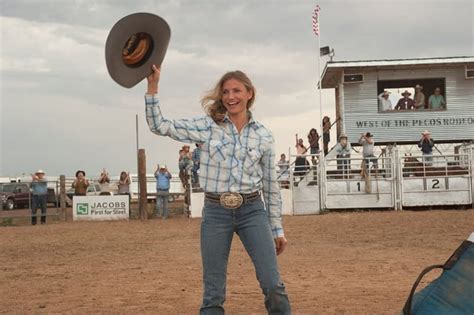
[418,130,435,166]
[395,90,415,110]
[359,132,378,170]
[378,91,393,111]
[30,169,48,225]
[414,84,426,110]
[154,164,172,219]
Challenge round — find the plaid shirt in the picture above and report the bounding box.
[145,95,283,237]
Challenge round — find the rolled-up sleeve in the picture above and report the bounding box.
[260,136,284,238]
[145,94,209,143]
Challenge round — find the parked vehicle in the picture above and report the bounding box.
[0,183,30,210]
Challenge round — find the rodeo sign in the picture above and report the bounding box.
[73,195,129,221]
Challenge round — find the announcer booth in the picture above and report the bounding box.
[320,56,474,209]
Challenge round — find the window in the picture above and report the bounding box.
[377,78,446,113]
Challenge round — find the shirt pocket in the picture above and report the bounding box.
[208,139,229,162]
[243,148,262,174]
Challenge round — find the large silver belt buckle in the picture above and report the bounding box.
[220,192,243,209]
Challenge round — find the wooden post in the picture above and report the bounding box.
[138,149,147,220]
[59,175,66,221]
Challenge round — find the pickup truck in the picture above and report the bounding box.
[0,183,31,210]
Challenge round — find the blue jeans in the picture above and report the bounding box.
[200,198,291,314]
[156,190,169,218]
[31,194,47,225]
[423,153,433,166]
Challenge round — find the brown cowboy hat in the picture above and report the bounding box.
[401,90,412,96]
[105,13,171,88]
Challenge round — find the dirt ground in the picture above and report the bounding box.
[1,208,473,314]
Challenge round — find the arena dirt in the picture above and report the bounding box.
[1,209,472,314]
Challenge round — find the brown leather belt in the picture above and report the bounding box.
[205,191,261,209]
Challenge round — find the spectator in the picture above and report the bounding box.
[154,164,172,219]
[307,128,320,157]
[322,116,331,155]
[98,168,111,195]
[359,132,378,172]
[294,134,309,180]
[30,169,48,225]
[413,84,426,110]
[72,170,89,196]
[192,143,202,187]
[277,153,290,189]
[335,134,351,175]
[428,87,446,110]
[179,145,193,186]
[117,171,131,197]
[418,130,435,166]
[145,66,291,313]
[395,90,415,110]
[378,91,392,111]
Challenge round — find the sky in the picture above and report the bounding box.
[1,0,473,178]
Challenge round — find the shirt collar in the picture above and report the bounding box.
[223,111,259,127]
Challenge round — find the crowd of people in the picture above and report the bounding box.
[277,123,436,184]
[378,85,446,111]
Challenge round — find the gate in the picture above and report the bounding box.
[323,155,396,209]
[399,153,472,207]
[290,153,321,215]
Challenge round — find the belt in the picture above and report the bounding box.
[205,191,260,209]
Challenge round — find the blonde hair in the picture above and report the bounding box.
[201,70,256,123]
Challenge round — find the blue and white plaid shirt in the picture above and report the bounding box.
[145,95,284,237]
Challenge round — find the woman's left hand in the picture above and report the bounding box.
[274,236,288,255]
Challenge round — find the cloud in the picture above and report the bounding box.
[1,0,473,176]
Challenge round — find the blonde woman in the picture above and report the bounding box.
[145,65,291,314]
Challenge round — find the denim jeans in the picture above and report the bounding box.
[423,153,433,166]
[31,194,47,225]
[156,190,169,218]
[364,155,378,170]
[200,198,291,314]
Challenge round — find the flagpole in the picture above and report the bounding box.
[317,19,323,160]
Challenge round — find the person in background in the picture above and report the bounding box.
[179,145,193,186]
[378,91,392,111]
[118,171,131,197]
[30,169,48,225]
[154,164,172,219]
[192,143,202,187]
[307,128,320,163]
[428,87,446,110]
[98,168,110,195]
[295,134,309,180]
[277,153,290,189]
[418,130,435,166]
[72,170,89,196]
[335,134,352,176]
[359,132,378,172]
[413,84,426,110]
[395,90,415,110]
[322,116,331,155]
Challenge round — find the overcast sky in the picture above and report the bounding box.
[1,0,473,178]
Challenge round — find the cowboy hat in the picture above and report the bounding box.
[339,133,348,139]
[415,84,423,90]
[159,164,167,169]
[35,169,45,174]
[105,13,171,88]
[365,132,374,138]
[421,130,431,135]
[401,90,412,96]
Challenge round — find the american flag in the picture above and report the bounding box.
[312,5,321,36]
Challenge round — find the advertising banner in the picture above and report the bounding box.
[73,195,129,221]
